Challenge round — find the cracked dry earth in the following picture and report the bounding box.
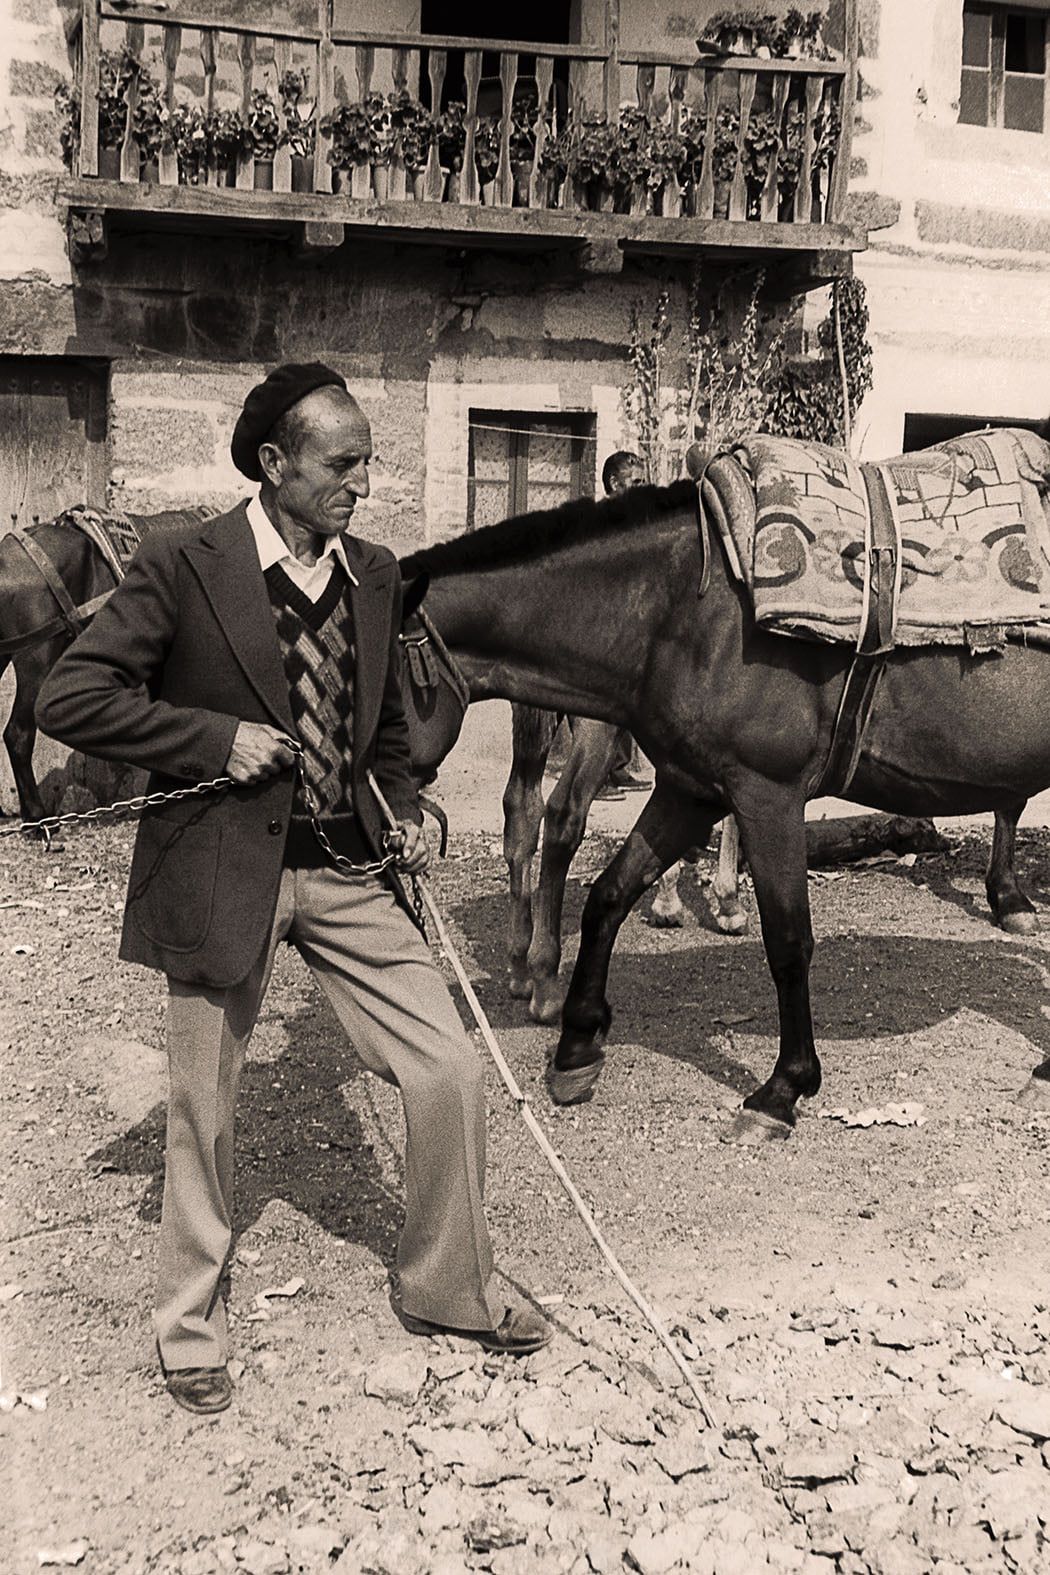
[6,822,1050,1574]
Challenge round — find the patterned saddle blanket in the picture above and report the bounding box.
[55,503,212,584]
[718,428,1050,650]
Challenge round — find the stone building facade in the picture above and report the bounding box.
[0,0,863,803]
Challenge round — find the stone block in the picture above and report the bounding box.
[23,107,60,160]
[844,191,901,233]
[916,199,1050,255]
[9,59,64,98]
[111,405,218,478]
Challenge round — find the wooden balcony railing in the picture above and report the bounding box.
[64,2,857,233]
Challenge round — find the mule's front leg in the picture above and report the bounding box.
[528,720,620,1023]
[707,815,749,935]
[732,796,820,1143]
[552,782,719,1105]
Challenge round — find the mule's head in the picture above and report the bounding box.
[399,573,469,786]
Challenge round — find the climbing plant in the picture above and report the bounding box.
[767,276,873,448]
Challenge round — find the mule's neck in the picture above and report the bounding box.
[421,520,689,726]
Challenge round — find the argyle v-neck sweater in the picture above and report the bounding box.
[264,559,355,821]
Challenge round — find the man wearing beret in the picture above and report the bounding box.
[37,363,551,1415]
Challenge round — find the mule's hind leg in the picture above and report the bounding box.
[731,789,821,1144]
[706,815,749,935]
[503,705,556,998]
[551,780,720,1105]
[650,861,685,927]
[987,802,1036,935]
[527,719,620,1023]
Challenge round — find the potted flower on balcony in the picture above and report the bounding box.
[645,119,687,217]
[509,110,538,205]
[775,100,804,216]
[245,88,280,188]
[398,99,435,199]
[132,73,166,183]
[743,106,779,214]
[712,104,741,217]
[206,107,244,187]
[436,101,465,200]
[474,115,501,203]
[321,100,373,196]
[569,117,618,210]
[166,102,208,185]
[679,105,705,213]
[96,48,134,177]
[537,121,573,208]
[613,106,650,214]
[698,9,779,58]
[777,8,827,59]
[278,68,316,191]
[361,91,395,199]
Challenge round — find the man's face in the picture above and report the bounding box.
[608,462,644,496]
[266,389,373,537]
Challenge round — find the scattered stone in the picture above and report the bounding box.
[781,1445,856,1485]
[465,1513,526,1553]
[626,1521,705,1575]
[996,1385,1050,1443]
[231,1541,288,1575]
[363,1351,428,1407]
[653,1423,713,1480]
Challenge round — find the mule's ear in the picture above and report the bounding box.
[401,571,430,620]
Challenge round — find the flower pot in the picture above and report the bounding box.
[592,180,615,213]
[446,168,461,202]
[291,154,313,193]
[660,175,682,218]
[99,145,121,180]
[253,160,274,190]
[512,163,532,207]
[388,156,407,201]
[629,178,649,216]
[713,177,731,219]
[141,159,159,185]
[784,36,803,59]
[410,169,426,200]
[480,178,497,205]
[569,175,590,210]
[372,162,390,200]
[350,162,372,199]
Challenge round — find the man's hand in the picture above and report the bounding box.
[224,722,299,785]
[395,820,429,875]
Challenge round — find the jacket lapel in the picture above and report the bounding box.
[182,505,294,732]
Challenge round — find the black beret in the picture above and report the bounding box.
[231,361,347,481]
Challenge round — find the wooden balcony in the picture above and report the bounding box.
[57,1,864,278]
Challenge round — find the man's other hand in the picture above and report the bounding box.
[397,821,429,875]
[225,722,299,785]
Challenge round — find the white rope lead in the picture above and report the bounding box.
[366,770,719,1431]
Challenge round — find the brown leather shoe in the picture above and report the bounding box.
[165,1365,233,1414]
[401,1302,553,1356]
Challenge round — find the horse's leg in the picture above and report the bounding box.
[551,781,720,1105]
[707,814,749,935]
[650,860,685,927]
[4,647,52,825]
[528,719,620,1024]
[503,705,556,998]
[730,791,820,1145]
[986,802,1037,936]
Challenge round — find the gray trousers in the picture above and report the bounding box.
[154,864,501,1370]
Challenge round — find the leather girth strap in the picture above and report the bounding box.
[813,464,899,798]
[10,525,82,634]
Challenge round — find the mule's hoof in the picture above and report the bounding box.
[1000,910,1038,937]
[715,909,749,936]
[530,983,566,1026]
[548,1058,604,1106]
[649,908,684,929]
[726,1108,793,1145]
[1016,1076,1050,1110]
[508,974,532,999]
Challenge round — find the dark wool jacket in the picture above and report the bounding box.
[36,503,422,987]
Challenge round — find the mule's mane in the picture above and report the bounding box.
[400,478,696,578]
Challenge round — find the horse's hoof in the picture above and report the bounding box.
[530,982,566,1026]
[1000,910,1038,937]
[508,974,532,999]
[725,1108,793,1145]
[649,908,684,929]
[1016,1076,1050,1110]
[714,909,749,936]
[548,1058,604,1106]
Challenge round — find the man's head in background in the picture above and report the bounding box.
[601,450,645,497]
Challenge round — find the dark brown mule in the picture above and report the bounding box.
[401,459,1049,1137]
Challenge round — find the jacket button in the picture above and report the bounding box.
[268,819,282,835]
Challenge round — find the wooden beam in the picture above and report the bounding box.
[603,0,620,121]
[67,207,107,263]
[78,0,100,177]
[300,219,344,250]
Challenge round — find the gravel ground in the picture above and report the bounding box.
[5,821,1050,1574]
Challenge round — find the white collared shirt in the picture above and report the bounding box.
[246,494,359,603]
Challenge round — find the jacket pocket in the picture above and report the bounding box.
[129,806,223,954]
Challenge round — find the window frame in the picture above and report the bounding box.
[466,409,596,527]
[959,0,1050,133]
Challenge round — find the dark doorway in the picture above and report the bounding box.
[903,411,1047,451]
[419,0,573,120]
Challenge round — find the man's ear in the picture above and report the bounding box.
[257,441,283,487]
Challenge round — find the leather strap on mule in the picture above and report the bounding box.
[814,464,900,798]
